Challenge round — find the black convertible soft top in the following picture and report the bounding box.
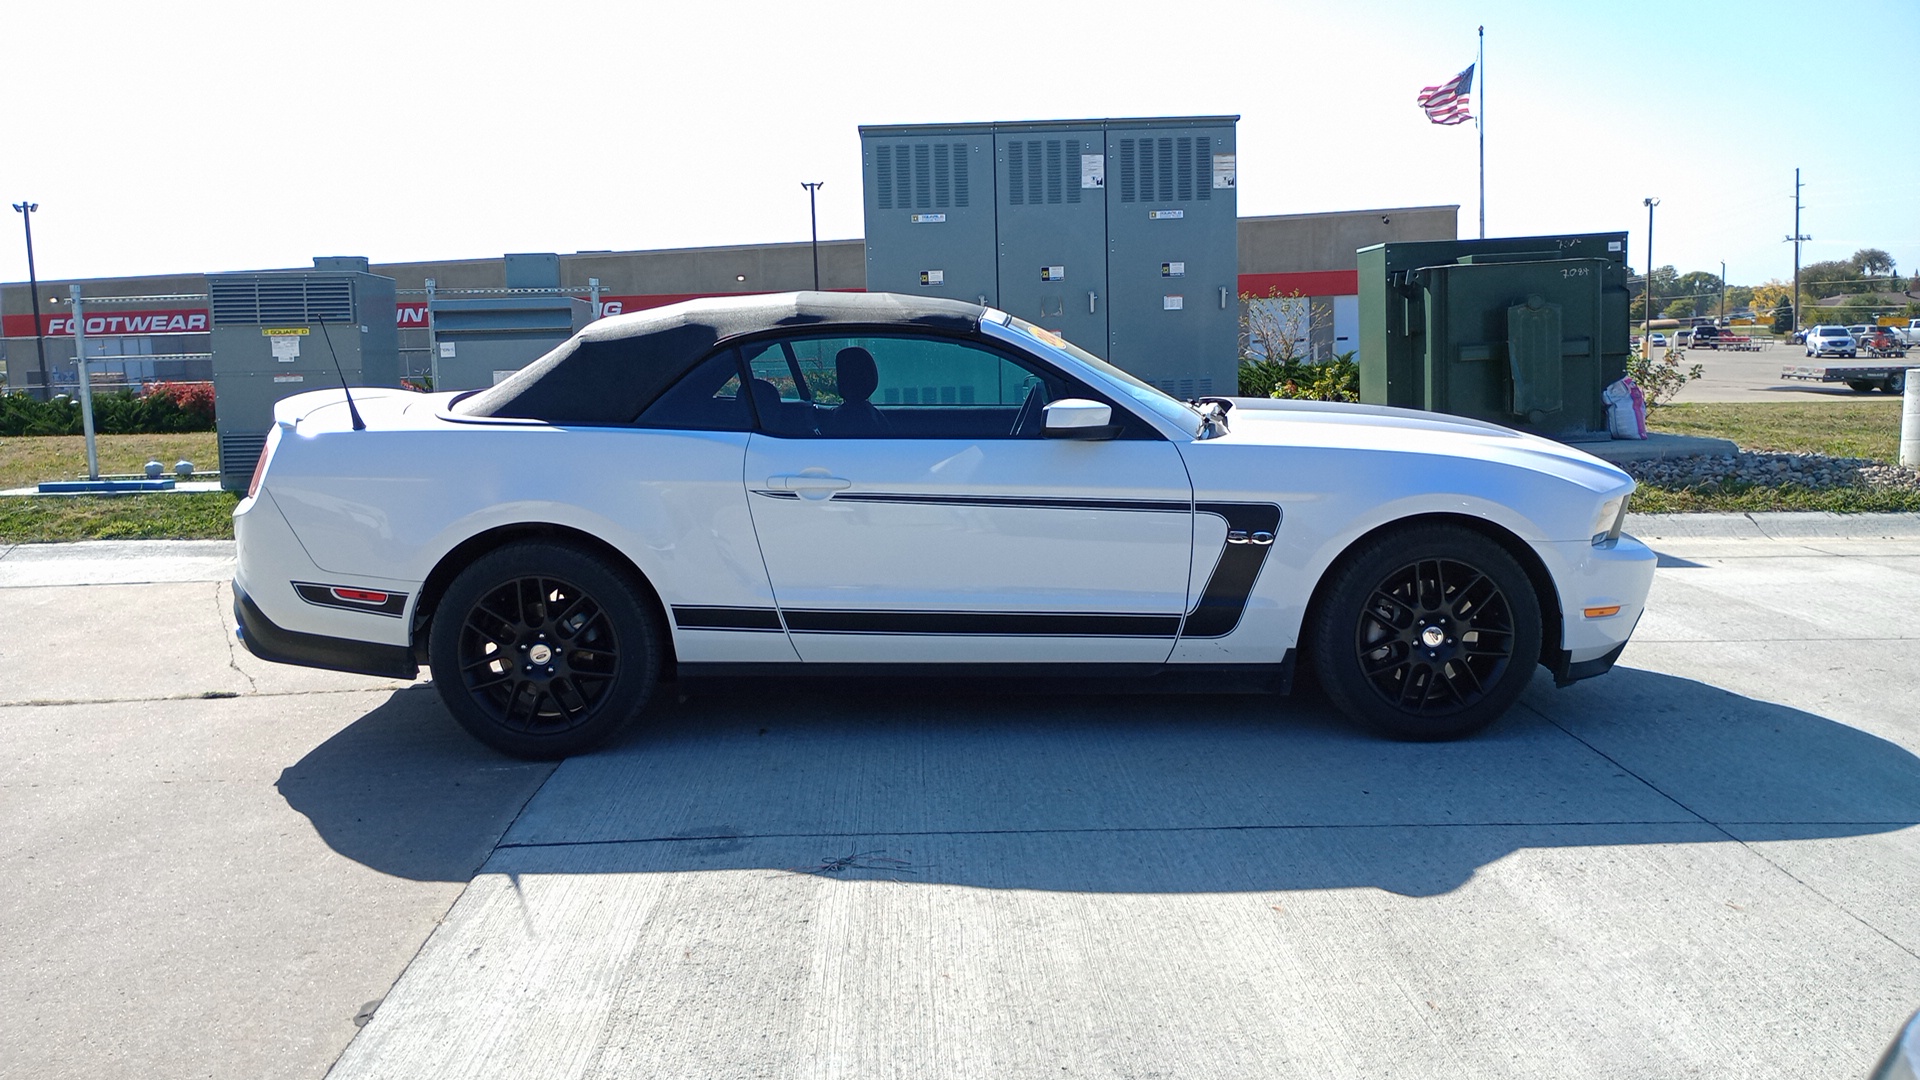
[453,291,983,424]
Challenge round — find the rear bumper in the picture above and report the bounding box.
[234,582,418,680]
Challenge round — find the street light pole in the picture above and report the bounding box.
[800,182,824,291]
[1643,197,1660,353]
[11,201,49,399]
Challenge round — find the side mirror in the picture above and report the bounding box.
[1042,398,1120,440]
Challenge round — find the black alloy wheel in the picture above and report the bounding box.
[429,542,660,759]
[1313,524,1543,740]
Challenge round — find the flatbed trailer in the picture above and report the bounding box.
[1684,327,1761,351]
[1781,363,1909,393]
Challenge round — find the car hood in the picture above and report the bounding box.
[1213,397,1631,491]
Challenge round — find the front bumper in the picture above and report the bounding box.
[1542,532,1657,687]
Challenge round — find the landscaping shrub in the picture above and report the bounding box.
[0,381,216,437]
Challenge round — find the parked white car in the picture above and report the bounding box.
[1806,325,1857,358]
[234,293,1656,758]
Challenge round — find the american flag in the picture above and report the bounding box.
[1418,64,1474,126]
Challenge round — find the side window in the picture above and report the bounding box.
[634,351,749,431]
[759,334,1053,439]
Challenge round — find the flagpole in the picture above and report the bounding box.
[1478,25,1485,239]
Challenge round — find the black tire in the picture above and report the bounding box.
[428,542,661,759]
[1848,381,1877,392]
[1311,524,1543,741]
[1886,371,1907,394]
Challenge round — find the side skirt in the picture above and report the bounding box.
[672,653,1294,696]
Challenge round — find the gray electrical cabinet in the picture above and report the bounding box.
[208,268,399,491]
[430,254,590,391]
[862,126,999,305]
[861,116,1238,397]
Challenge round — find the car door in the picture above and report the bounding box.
[740,331,1194,665]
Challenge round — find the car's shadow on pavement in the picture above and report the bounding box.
[279,667,1920,897]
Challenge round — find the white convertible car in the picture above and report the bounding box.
[233,292,1655,758]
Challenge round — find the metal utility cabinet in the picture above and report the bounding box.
[429,254,591,391]
[208,264,399,491]
[862,116,1239,398]
[1357,233,1631,439]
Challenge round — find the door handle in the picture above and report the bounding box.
[767,473,852,500]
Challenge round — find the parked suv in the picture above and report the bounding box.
[1805,326,1857,358]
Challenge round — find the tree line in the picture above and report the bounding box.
[1631,248,1916,330]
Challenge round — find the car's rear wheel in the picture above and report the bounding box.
[1312,525,1543,740]
[1886,371,1907,394]
[428,542,661,759]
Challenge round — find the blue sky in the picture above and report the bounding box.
[3,0,1914,288]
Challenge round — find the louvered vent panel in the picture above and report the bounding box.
[210,278,353,325]
[219,431,267,482]
[1024,141,1043,207]
[1007,141,1026,205]
[934,144,951,206]
[1068,141,1082,204]
[1177,138,1194,201]
[876,145,894,210]
[1156,138,1174,202]
[913,145,931,209]
[1118,139,1136,203]
[894,144,912,209]
[951,144,968,207]
[1196,139,1212,201]
[1045,140,1063,204]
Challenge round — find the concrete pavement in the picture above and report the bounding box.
[2,521,1919,1079]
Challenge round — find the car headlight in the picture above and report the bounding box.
[1592,494,1629,546]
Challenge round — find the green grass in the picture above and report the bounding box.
[1647,400,1901,460]
[0,431,235,543]
[0,431,219,490]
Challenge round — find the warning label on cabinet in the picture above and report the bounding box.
[1081,154,1105,188]
[1041,266,1065,281]
[1162,262,1186,277]
[1213,154,1236,189]
[920,270,945,286]
[1163,295,1185,310]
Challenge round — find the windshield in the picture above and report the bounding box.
[998,314,1206,435]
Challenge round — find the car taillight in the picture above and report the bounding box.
[246,427,283,499]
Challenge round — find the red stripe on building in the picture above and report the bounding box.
[1237,271,1359,298]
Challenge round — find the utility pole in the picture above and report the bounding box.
[1643,197,1660,353]
[800,182,824,291]
[1785,168,1810,334]
[1720,260,1727,323]
[11,201,48,399]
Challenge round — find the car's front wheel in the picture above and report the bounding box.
[1312,524,1543,740]
[428,541,662,759]
[1886,371,1907,394]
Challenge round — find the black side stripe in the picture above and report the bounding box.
[1184,503,1284,638]
[783,610,1181,638]
[672,606,784,632]
[827,492,1190,513]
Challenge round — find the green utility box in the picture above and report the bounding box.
[1357,233,1631,439]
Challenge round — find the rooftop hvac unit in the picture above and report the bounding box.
[208,268,399,491]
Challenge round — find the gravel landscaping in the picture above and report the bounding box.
[1621,449,1920,492]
